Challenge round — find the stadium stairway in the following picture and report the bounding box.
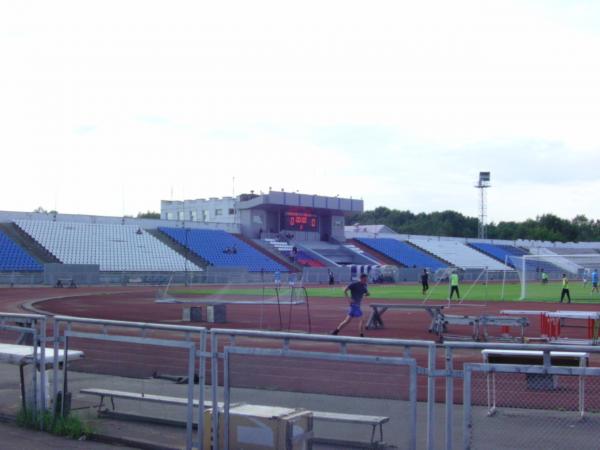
[347,239,397,265]
[146,229,209,269]
[235,235,300,272]
[0,222,60,264]
[404,240,453,266]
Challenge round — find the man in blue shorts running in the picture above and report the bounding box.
[332,273,370,337]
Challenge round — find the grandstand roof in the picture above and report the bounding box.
[236,190,363,214]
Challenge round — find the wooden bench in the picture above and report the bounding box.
[54,278,77,288]
[80,388,220,412]
[311,411,389,448]
[81,389,389,448]
[482,349,588,416]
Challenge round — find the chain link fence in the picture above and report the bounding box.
[464,364,600,450]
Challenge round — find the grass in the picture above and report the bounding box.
[16,409,92,440]
[172,281,600,303]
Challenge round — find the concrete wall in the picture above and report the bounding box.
[43,263,100,285]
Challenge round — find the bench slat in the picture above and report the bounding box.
[312,411,389,425]
[80,388,217,407]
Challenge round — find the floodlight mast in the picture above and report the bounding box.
[475,172,491,239]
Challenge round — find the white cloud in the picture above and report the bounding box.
[0,0,599,222]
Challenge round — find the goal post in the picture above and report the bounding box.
[428,266,508,303]
[511,253,600,301]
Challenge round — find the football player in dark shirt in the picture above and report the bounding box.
[421,269,429,295]
[332,273,370,337]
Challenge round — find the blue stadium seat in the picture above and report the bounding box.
[357,238,447,270]
[0,230,43,272]
[469,243,562,272]
[159,228,288,273]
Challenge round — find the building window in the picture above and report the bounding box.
[228,208,235,215]
[215,209,223,216]
[167,212,176,220]
[191,211,197,221]
[178,211,184,220]
[203,210,210,222]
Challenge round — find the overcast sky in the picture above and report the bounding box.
[1,0,599,223]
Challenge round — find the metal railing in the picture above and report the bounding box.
[210,328,438,450]
[52,316,207,450]
[4,310,600,449]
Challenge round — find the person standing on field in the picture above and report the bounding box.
[421,269,429,295]
[559,273,571,304]
[449,271,460,300]
[592,269,599,293]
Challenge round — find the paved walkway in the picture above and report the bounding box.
[0,421,137,450]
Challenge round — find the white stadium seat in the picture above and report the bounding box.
[16,220,200,272]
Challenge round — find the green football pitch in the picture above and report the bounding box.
[173,281,600,303]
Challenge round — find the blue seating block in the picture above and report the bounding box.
[159,228,288,273]
[469,243,562,272]
[0,230,43,272]
[357,238,447,270]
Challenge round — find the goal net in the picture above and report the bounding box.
[427,266,507,303]
[509,253,600,301]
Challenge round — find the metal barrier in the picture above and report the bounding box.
[210,328,437,450]
[463,363,600,450]
[223,346,418,449]
[52,316,207,450]
[443,341,600,450]
[5,310,600,449]
[0,313,47,426]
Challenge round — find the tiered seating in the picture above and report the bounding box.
[0,230,42,272]
[410,239,510,271]
[357,238,447,269]
[16,220,199,272]
[160,228,288,272]
[470,242,564,272]
[263,238,325,268]
[541,247,600,270]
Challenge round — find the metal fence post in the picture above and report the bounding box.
[463,365,472,450]
[186,344,196,450]
[211,332,220,450]
[445,346,453,450]
[409,361,418,450]
[197,330,206,450]
[427,344,436,450]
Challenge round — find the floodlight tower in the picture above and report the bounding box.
[475,172,491,239]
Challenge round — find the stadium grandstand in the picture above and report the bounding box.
[0,190,599,286]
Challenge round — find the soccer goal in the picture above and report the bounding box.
[428,266,508,303]
[509,253,600,301]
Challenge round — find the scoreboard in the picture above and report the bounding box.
[283,211,319,232]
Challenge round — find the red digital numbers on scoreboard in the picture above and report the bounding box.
[283,211,318,232]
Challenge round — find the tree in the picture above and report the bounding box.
[351,208,600,242]
[137,211,160,219]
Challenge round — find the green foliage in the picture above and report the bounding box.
[349,209,600,242]
[16,409,92,440]
[137,211,161,219]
